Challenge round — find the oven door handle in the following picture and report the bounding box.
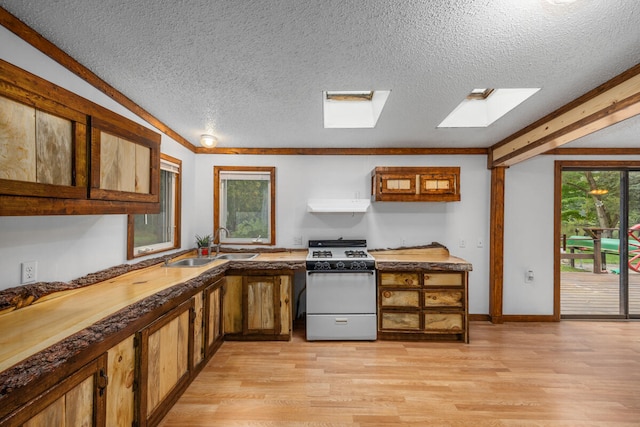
[307,270,375,275]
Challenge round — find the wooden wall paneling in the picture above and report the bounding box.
[489,167,506,324]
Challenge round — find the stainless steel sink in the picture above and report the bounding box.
[214,253,259,260]
[165,257,218,267]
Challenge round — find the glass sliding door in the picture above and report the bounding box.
[560,169,622,317]
[628,171,640,317]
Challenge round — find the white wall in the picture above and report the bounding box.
[197,154,491,314]
[0,26,198,289]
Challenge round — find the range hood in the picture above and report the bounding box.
[307,198,371,213]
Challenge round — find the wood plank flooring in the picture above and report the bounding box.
[159,321,640,426]
[561,271,640,315]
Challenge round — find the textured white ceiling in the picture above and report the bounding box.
[1,0,639,149]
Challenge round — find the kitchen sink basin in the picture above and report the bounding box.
[213,253,259,260]
[165,257,218,267]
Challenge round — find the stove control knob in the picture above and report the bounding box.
[336,261,345,270]
[350,261,366,270]
[315,261,331,270]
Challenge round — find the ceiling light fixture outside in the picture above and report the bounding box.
[588,189,608,196]
[200,134,218,147]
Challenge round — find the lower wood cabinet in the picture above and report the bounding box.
[378,270,469,342]
[2,355,108,427]
[193,279,224,371]
[106,335,136,427]
[137,299,193,427]
[223,273,292,341]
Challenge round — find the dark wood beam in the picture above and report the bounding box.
[489,166,506,323]
[489,62,640,167]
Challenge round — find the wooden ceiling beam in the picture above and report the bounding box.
[489,62,640,168]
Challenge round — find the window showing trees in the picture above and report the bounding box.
[214,166,275,245]
[127,154,181,258]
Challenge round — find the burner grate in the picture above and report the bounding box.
[312,250,333,258]
[345,250,367,258]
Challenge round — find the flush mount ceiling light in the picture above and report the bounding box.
[588,189,609,196]
[437,88,540,128]
[547,0,577,4]
[323,90,391,128]
[200,134,218,147]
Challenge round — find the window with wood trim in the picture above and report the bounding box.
[127,154,181,258]
[214,166,275,245]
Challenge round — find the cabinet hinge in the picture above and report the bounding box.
[97,368,109,397]
[133,336,139,348]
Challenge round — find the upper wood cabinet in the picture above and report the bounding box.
[0,59,160,215]
[371,166,460,202]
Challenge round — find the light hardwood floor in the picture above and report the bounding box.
[159,321,640,426]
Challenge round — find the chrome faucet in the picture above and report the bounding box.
[213,227,230,256]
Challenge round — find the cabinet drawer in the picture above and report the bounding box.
[423,273,462,287]
[379,272,420,287]
[423,291,463,308]
[380,290,419,308]
[423,313,463,331]
[380,312,420,330]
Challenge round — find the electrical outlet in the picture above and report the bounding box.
[477,238,484,248]
[525,268,534,283]
[459,239,466,248]
[21,261,37,284]
[293,236,303,246]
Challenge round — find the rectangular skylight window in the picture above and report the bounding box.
[438,88,540,128]
[323,90,390,128]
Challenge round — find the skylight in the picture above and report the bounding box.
[323,90,391,128]
[437,88,540,128]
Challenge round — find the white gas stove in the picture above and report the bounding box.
[305,239,377,341]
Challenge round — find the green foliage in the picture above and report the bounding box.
[225,179,269,238]
[561,170,640,237]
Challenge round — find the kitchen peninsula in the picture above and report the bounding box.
[0,244,470,426]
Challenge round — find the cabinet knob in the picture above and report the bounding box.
[382,291,392,298]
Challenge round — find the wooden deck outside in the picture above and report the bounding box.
[561,270,640,316]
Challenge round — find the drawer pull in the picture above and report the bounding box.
[382,291,392,298]
[335,318,348,324]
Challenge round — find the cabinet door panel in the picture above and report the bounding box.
[246,280,275,331]
[423,273,462,287]
[22,396,64,427]
[206,286,222,348]
[63,375,94,427]
[106,335,135,427]
[193,292,204,367]
[223,276,243,334]
[381,312,420,330]
[0,95,36,182]
[423,313,463,331]
[145,308,190,416]
[36,109,73,186]
[423,291,463,307]
[380,290,419,308]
